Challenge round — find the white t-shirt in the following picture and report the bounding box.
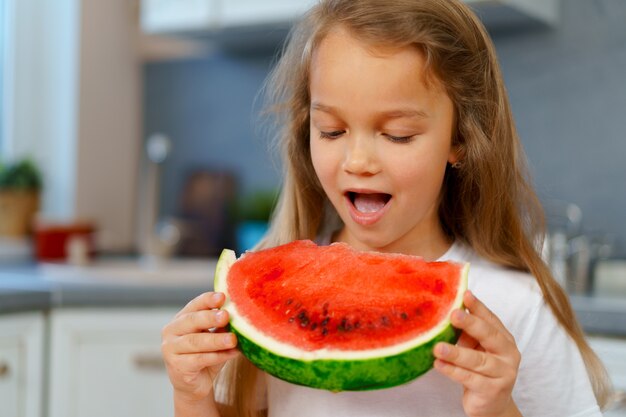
[265,241,602,417]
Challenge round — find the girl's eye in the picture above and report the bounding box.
[319,130,345,140]
[384,134,414,144]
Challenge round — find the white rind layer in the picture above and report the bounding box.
[214,249,469,361]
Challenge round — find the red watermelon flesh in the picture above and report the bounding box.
[226,240,463,352]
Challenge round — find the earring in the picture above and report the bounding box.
[451,161,463,169]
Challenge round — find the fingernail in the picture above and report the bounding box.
[454,310,466,322]
[222,334,235,347]
[215,310,225,320]
[466,290,475,301]
[437,343,450,357]
[212,292,222,302]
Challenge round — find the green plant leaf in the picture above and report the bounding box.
[0,158,43,190]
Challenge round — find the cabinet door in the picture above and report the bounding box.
[48,308,179,417]
[0,343,20,417]
[0,312,45,417]
[589,336,626,417]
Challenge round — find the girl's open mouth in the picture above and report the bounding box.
[347,191,392,213]
[345,191,392,226]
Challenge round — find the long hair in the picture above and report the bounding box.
[215,1,612,415]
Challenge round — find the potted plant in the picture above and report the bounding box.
[233,188,279,253]
[0,158,43,236]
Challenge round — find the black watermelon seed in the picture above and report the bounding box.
[322,328,328,336]
[338,318,352,332]
[401,312,408,320]
[321,318,329,326]
[310,323,318,331]
[297,310,307,320]
[300,318,309,327]
[286,299,293,305]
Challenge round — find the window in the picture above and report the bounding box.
[0,0,6,152]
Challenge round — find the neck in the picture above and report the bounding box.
[333,225,453,261]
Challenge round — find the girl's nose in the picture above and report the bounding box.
[341,136,381,176]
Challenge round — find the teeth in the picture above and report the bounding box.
[353,194,388,213]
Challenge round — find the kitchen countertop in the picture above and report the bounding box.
[1,261,626,338]
[570,295,626,337]
[0,263,209,314]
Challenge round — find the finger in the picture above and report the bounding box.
[463,291,513,343]
[434,342,502,378]
[173,332,238,354]
[170,309,230,336]
[174,349,241,373]
[450,309,511,355]
[434,359,492,392]
[176,292,225,317]
[456,331,479,349]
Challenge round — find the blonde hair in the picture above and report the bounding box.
[216,1,612,415]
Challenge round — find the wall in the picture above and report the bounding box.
[144,0,626,255]
[493,0,626,254]
[2,0,141,252]
[144,50,280,218]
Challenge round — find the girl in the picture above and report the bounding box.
[161,1,612,416]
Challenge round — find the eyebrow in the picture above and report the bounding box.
[310,102,429,120]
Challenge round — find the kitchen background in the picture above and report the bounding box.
[145,0,626,258]
[144,0,626,256]
[1,0,625,259]
[1,1,626,416]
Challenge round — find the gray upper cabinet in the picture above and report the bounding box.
[140,0,560,44]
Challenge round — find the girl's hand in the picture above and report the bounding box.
[161,292,241,403]
[433,290,523,417]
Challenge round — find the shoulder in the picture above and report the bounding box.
[443,242,543,306]
[442,243,545,344]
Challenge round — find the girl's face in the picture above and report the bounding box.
[309,27,458,259]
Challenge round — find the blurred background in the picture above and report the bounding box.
[0,1,625,416]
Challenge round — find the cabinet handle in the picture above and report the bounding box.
[133,353,166,370]
[0,362,9,377]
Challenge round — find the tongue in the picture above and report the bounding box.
[353,193,388,213]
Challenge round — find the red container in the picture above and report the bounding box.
[34,221,96,262]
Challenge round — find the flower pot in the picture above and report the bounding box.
[236,221,268,253]
[0,190,40,236]
[33,221,96,262]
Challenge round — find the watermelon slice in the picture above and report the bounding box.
[214,240,468,391]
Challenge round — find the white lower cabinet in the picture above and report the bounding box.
[0,312,45,417]
[589,336,626,417]
[48,308,179,417]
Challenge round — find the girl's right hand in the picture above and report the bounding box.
[161,292,241,403]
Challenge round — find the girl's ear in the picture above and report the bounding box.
[447,144,463,166]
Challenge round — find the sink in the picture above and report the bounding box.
[39,257,218,287]
[594,260,626,298]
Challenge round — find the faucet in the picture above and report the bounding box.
[542,202,582,289]
[137,133,181,265]
[543,202,614,296]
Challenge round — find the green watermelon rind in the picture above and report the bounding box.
[233,322,458,391]
[214,247,469,392]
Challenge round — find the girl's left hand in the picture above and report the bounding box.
[433,290,523,417]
